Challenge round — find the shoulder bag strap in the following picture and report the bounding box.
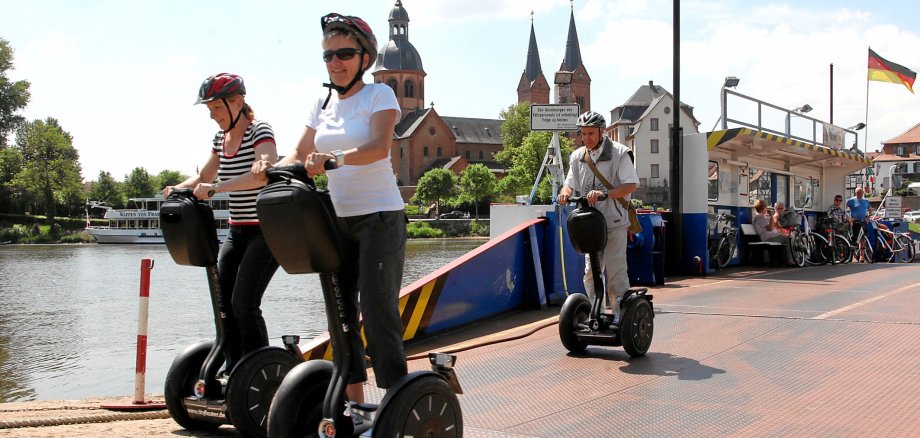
[584,153,631,209]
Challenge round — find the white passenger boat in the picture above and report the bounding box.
[85,195,230,244]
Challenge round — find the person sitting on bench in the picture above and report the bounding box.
[753,199,794,265]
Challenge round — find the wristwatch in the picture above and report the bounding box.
[332,150,346,167]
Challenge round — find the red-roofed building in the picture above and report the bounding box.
[870,122,920,195]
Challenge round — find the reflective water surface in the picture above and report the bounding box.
[0,239,484,402]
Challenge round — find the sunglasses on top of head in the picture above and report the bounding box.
[323,48,360,63]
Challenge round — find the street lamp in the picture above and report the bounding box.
[786,104,812,136]
[714,76,740,130]
[554,71,573,86]
[554,71,573,104]
[848,122,866,131]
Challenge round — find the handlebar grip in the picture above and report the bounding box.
[566,194,608,205]
[167,188,197,201]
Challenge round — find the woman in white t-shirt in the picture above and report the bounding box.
[255,13,407,405]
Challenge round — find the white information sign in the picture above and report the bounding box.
[530,104,580,131]
[884,196,903,218]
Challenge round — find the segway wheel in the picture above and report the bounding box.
[226,348,300,438]
[267,359,333,438]
[373,375,462,438]
[164,341,222,431]
[619,298,654,358]
[559,293,591,353]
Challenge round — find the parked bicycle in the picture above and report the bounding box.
[871,220,915,263]
[815,217,851,265]
[844,220,874,264]
[781,206,829,267]
[709,212,737,269]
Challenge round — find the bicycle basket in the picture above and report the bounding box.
[779,211,801,228]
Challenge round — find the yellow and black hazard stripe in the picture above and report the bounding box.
[707,128,871,164]
[303,273,450,360]
[706,128,742,150]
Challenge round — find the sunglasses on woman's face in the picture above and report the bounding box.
[323,48,360,63]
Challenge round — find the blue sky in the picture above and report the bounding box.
[3,0,919,181]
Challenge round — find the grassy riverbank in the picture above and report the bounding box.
[0,214,489,243]
[0,214,96,244]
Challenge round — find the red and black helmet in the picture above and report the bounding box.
[195,73,246,105]
[321,13,378,66]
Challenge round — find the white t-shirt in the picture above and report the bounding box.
[308,83,403,217]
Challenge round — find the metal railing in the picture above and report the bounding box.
[719,88,861,151]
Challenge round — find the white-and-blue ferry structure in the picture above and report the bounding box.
[85,195,231,244]
[685,87,872,271]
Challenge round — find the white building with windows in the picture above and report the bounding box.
[605,81,701,207]
[869,121,920,197]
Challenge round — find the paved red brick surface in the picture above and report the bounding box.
[427,263,920,437]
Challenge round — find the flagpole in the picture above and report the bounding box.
[864,79,870,155]
[864,48,870,157]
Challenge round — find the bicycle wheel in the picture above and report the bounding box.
[715,235,733,268]
[831,235,851,265]
[858,234,874,264]
[791,234,807,267]
[819,235,833,264]
[894,235,914,263]
[805,233,828,266]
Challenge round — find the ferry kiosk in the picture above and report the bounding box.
[682,87,872,272]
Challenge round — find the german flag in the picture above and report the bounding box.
[868,48,916,93]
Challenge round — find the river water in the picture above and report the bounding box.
[0,239,484,402]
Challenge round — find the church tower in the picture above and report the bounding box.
[517,14,550,105]
[373,0,426,117]
[557,3,591,113]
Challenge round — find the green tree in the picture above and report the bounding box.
[0,38,31,148]
[496,101,532,158]
[0,146,24,213]
[88,170,125,208]
[415,168,458,214]
[13,118,84,224]
[313,174,328,190]
[459,163,497,219]
[123,167,157,199]
[497,130,574,202]
[155,169,186,191]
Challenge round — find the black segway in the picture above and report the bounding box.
[559,196,655,357]
[160,189,301,437]
[255,164,463,438]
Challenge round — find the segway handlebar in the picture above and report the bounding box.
[166,188,197,201]
[565,194,608,208]
[263,160,338,185]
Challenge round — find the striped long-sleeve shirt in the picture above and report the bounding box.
[211,120,274,225]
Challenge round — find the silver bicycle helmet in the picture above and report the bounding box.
[576,111,606,128]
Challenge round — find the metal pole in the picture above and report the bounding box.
[864,70,870,156]
[670,0,683,270]
[830,63,834,124]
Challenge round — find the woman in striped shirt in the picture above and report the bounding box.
[163,73,280,363]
